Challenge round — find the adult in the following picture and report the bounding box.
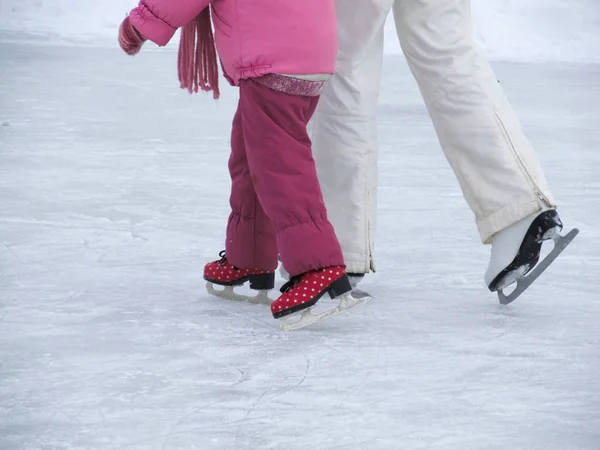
[304,0,576,300]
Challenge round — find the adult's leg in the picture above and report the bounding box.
[393,0,555,244]
[309,0,396,274]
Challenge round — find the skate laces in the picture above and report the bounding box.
[216,250,227,264]
[280,275,302,294]
[280,268,326,293]
[216,250,240,270]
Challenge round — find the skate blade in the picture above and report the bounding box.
[498,228,579,305]
[279,291,372,331]
[206,282,273,306]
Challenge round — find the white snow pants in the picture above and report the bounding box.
[310,0,556,274]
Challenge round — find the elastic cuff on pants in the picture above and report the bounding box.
[278,221,345,277]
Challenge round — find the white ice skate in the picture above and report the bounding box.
[485,208,579,304]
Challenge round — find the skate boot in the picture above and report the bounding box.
[485,209,578,304]
[204,251,275,305]
[271,266,371,331]
[279,258,370,299]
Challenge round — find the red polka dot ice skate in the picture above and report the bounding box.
[271,266,372,331]
[203,251,275,304]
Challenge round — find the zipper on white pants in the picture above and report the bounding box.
[494,111,551,206]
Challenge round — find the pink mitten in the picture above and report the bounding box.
[118,16,146,55]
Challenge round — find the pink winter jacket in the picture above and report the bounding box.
[128,0,338,86]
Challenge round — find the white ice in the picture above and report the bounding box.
[1,27,600,450]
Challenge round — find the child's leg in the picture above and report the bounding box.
[225,102,279,271]
[238,79,344,277]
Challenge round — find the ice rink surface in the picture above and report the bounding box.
[1,37,599,449]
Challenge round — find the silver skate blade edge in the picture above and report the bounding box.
[350,288,371,300]
[498,228,579,305]
[205,282,273,305]
[279,291,372,331]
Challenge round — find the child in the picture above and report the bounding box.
[118,0,370,328]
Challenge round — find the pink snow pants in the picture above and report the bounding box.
[225,79,344,277]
